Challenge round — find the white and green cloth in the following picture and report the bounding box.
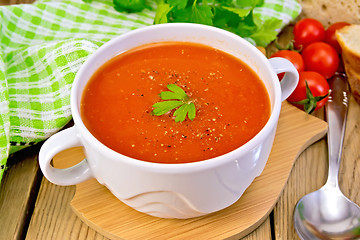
[0,0,301,184]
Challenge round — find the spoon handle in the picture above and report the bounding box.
[325,73,350,188]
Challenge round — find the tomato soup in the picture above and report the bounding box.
[80,42,271,164]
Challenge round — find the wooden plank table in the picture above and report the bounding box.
[0,1,359,239]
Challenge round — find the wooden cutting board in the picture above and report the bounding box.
[53,101,328,240]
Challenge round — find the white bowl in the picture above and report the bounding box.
[39,23,298,219]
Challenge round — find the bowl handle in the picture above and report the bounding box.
[39,126,92,186]
[269,57,299,101]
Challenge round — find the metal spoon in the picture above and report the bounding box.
[293,73,360,240]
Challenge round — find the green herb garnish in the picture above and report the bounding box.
[152,84,196,122]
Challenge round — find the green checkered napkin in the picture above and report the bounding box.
[0,0,301,184]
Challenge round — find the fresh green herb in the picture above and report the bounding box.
[152,84,196,122]
[113,0,148,13]
[154,2,173,24]
[110,0,282,47]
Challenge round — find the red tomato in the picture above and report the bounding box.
[270,50,305,80]
[271,50,304,71]
[287,71,329,113]
[293,18,325,50]
[325,22,350,54]
[301,42,339,79]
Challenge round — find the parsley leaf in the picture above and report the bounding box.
[152,0,281,47]
[167,0,188,9]
[152,84,196,122]
[113,0,148,13]
[221,6,252,18]
[160,84,188,99]
[152,101,184,115]
[174,102,196,122]
[189,4,213,25]
[106,0,283,46]
[249,18,283,47]
[154,3,173,23]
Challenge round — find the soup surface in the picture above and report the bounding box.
[81,42,271,163]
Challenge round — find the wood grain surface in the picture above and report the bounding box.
[0,0,33,4]
[0,146,42,240]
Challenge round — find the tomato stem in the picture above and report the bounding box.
[290,80,330,114]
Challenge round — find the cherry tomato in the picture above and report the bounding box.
[301,42,339,79]
[270,50,305,80]
[293,18,325,50]
[287,71,329,113]
[325,22,350,54]
[271,50,304,71]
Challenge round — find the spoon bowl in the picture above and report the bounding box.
[293,73,360,239]
[294,185,360,239]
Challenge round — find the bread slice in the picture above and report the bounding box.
[297,0,360,27]
[336,25,360,104]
